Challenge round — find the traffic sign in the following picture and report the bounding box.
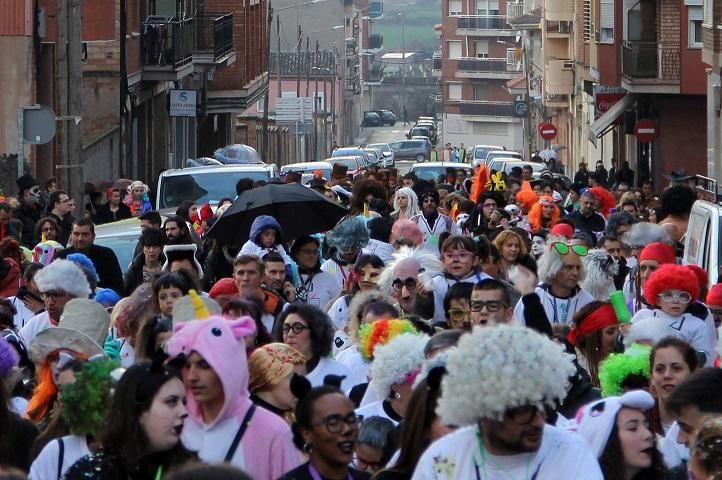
[21,105,56,144]
[513,100,529,118]
[538,122,557,140]
[634,118,657,143]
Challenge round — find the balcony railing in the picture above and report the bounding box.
[195,13,233,62]
[507,2,524,20]
[457,58,513,73]
[622,41,680,81]
[141,16,194,69]
[432,52,442,70]
[369,33,383,50]
[456,15,512,31]
[458,101,515,116]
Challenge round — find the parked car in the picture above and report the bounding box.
[363,148,382,166]
[409,162,473,183]
[406,125,436,145]
[485,150,523,165]
[415,122,438,144]
[332,147,372,167]
[417,116,437,127]
[389,139,432,161]
[95,213,169,270]
[156,164,278,209]
[362,111,383,127]
[327,156,366,176]
[470,145,505,168]
[684,177,722,289]
[280,161,333,184]
[374,110,396,126]
[488,159,547,177]
[366,142,395,167]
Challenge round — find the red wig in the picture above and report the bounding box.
[590,187,616,219]
[685,264,708,290]
[643,264,700,307]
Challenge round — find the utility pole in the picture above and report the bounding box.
[314,40,319,161]
[276,15,282,99]
[263,1,273,164]
[330,47,337,156]
[296,24,302,97]
[522,43,533,160]
[305,36,311,98]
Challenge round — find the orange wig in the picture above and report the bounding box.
[470,165,490,204]
[528,195,560,232]
[515,190,538,214]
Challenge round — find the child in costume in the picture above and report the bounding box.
[239,215,292,265]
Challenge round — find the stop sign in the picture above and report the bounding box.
[538,122,557,140]
[634,118,657,143]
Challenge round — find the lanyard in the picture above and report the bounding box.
[308,463,353,480]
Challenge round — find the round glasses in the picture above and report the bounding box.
[505,405,544,425]
[311,412,361,434]
[392,278,418,292]
[551,242,588,257]
[470,300,507,313]
[657,290,692,304]
[282,322,310,335]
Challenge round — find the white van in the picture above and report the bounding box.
[683,176,722,289]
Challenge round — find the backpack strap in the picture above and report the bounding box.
[57,438,65,480]
[224,404,257,463]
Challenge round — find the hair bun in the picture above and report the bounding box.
[290,373,312,399]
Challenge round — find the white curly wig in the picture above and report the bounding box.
[581,249,619,301]
[437,325,575,424]
[378,246,442,295]
[623,222,672,249]
[34,259,91,299]
[371,332,429,398]
[537,241,587,285]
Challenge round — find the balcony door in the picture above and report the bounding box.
[153,0,195,19]
[624,0,656,42]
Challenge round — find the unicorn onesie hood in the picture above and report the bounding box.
[166,315,301,479]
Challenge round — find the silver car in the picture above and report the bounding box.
[366,143,395,167]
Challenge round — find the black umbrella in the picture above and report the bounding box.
[205,183,348,245]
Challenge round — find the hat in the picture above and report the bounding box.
[331,163,349,180]
[208,277,239,299]
[248,343,306,393]
[576,390,655,458]
[550,223,574,239]
[639,242,676,266]
[29,299,110,363]
[172,294,221,325]
[16,174,38,192]
[644,263,700,307]
[685,264,708,289]
[707,283,722,307]
[162,244,204,279]
[35,259,91,299]
[665,169,694,182]
[94,288,121,308]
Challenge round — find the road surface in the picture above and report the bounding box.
[362,125,415,174]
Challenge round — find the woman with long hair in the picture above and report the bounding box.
[390,188,419,221]
[491,229,528,278]
[528,195,560,231]
[290,235,339,311]
[577,390,667,480]
[566,301,620,387]
[64,360,197,479]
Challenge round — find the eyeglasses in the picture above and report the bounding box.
[282,322,310,335]
[392,278,418,292]
[470,300,507,312]
[443,251,474,262]
[657,290,692,304]
[352,453,382,471]
[551,242,588,257]
[311,412,361,434]
[447,308,471,320]
[298,248,319,255]
[41,290,70,300]
[505,405,544,425]
[483,202,497,208]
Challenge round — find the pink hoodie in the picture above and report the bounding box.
[167,316,301,479]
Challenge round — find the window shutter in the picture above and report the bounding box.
[600,0,614,29]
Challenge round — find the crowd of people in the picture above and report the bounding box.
[0,160,722,480]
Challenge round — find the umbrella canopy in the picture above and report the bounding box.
[205,183,348,245]
[213,144,262,164]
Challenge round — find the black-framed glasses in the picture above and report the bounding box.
[311,412,361,434]
[282,322,310,335]
[551,242,588,257]
[470,300,507,312]
[392,278,418,292]
[505,405,544,425]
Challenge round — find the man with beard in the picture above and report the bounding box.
[409,185,460,255]
[379,246,441,320]
[262,252,294,302]
[412,325,603,479]
[565,190,606,238]
[14,174,43,247]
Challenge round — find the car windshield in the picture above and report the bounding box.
[412,166,471,181]
[493,161,546,174]
[367,143,390,152]
[333,148,364,156]
[159,170,270,208]
[474,147,496,159]
[330,158,358,170]
[95,233,141,271]
[411,127,429,136]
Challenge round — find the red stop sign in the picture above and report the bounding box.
[634,118,657,143]
[538,122,557,140]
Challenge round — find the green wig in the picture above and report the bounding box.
[61,359,120,437]
[598,344,651,397]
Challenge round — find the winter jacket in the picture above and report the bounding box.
[14,199,42,247]
[123,252,165,295]
[93,202,132,225]
[58,244,124,294]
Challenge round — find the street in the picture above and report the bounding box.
[362,124,415,174]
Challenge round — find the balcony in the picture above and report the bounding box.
[367,62,384,83]
[369,1,383,18]
[507,2,524,20]
[545,20,571,38]
[544,59,573,95]
[458,101,515,117]
[621,41,680,93]
[544,0,574,22]
[141,16,194,80]
[456,15,514,36]
[368,33,383,51]
[432,51,442,77]
[455,58,517,79]
[193,13,235,65]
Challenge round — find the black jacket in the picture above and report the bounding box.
[59,244,124,294]
[0,412,39,472]
[93,202,132,225]
[123,252,165,295]
[48,212,74,246]
[13,199,42,247]
[565,209,607,236]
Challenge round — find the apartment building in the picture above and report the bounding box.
[702,0,722,179]
[439,0,525,151]
[0,0,267,191]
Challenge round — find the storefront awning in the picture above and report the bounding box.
[588,94,636,147]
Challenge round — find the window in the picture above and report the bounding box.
[449,0,462,16]
[689,6,703,48]
[448,40,463,59]
[599,0,614,43]
[476,0,499,15]
[475,40,489,58]
[448,83,462,100]
[474,83,487,100]
[704,0,713,26]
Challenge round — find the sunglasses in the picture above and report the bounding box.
[551,242,588,257]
